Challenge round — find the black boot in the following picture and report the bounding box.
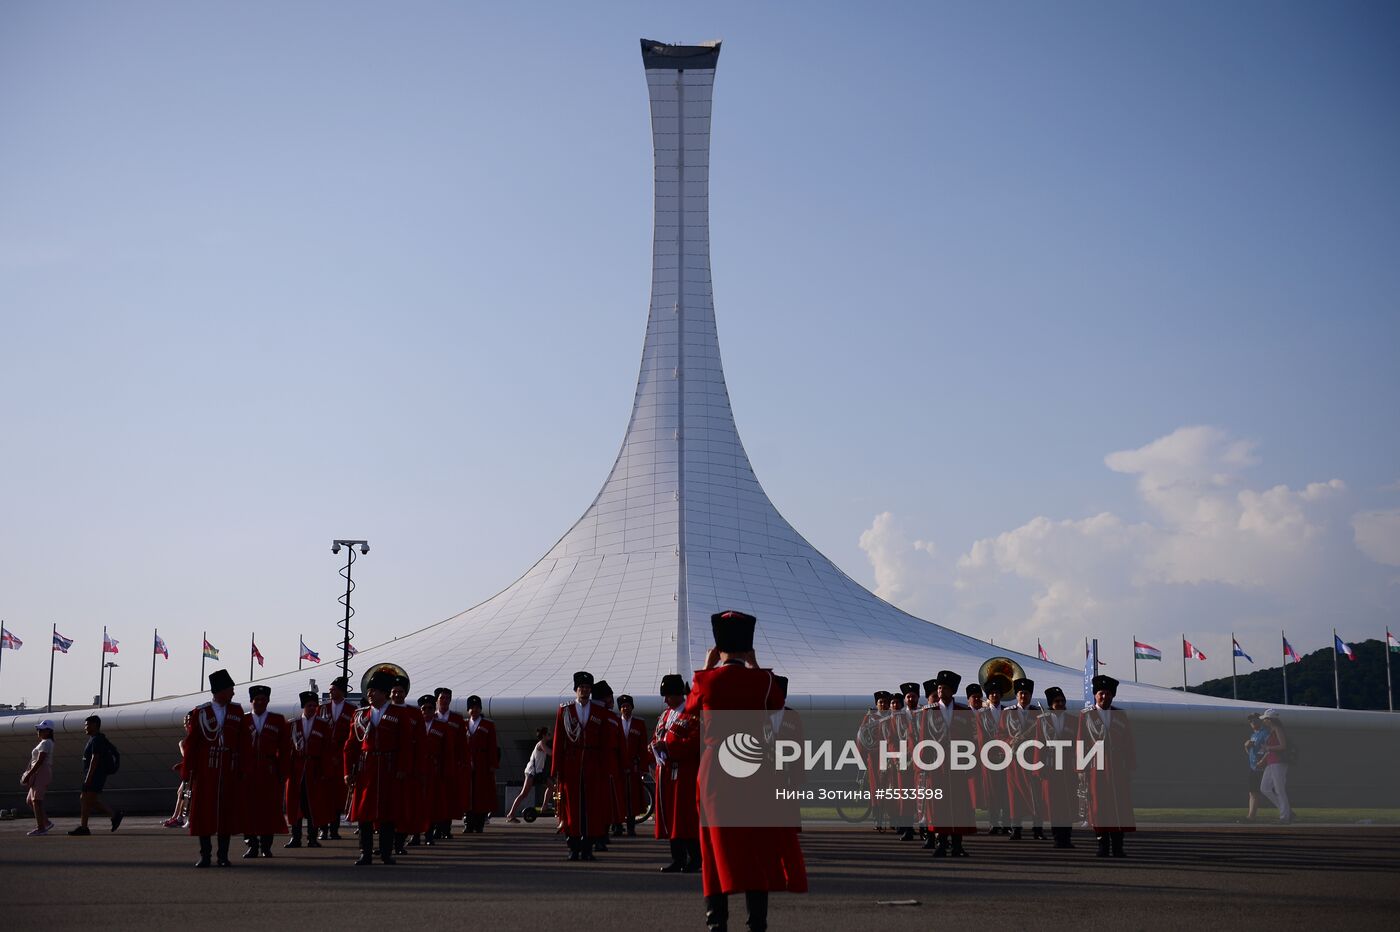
[921,831,936,850]
[196,836,212,868]
[567,836,581,861]
[951,835,969,857]
[745,891,769,932]
[898,826,914,841]
[355,823,374,865]
[684,838,702,872]
[581,837,598,861]
[1009,826,1022,840]
[1111,832,1126,858]
[259,835,273,857]
[660,839,685,872]
[285,824,302,848]
[705,893,729,932]
[408,833,422,847]
[611,823,624,837]
[379,824,397,864]
[1096,834,1110,857]
[393,832,407,855]
[306,820,322,848]
[216,835,232,867]
[932,834,947,858]
[1053,827,1073,849]
[627,816,637,837]
[1032,826,1046,840]
[242,835,260,859]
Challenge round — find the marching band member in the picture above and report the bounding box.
[1001,677,1044,840]
[286,690,331,849]
[388,675,423,855]
[589,679,624,845]
[414,694,450,846]
[552,671,614,861]
[892,681,921,841]
[318,676,356,840]
[1038,686,1078,849]
[617,693,651,837]
[463,695,500,833]
[652,673,700,872]
[1078,674,1135,858]
[977,674,1012,834]
[182,669,250,868]
[345,669,405,865]
[432,686,467,838]
[242,684,289,858]
[857,692,892,831]
[919,671,977,858]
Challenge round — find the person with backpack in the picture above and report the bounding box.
[67,715,124,835]
[1258,709,1294,824]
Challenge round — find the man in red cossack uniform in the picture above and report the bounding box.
[1002,677,1045,840]
[463,694,500,833]
[318,675,356,840]
[892,681,922,841]
[652,673,700,872]
[552,671,614,861]
[856,691,892,830]
[431,686,466,839]
[182,669,251,868]
[345,669,407,865]
[286,690,332,848]
[919,670,979,859]
[1038,686,1079,849]
[413,694,449,846]
[617,693,651,838]
[589,680,624,845]
[687,610,807,932]
[1079,674,1135,858]
[242,684,289,858]
[388,675,422,855]
[976,674,1012,834]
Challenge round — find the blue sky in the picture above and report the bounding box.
[2,1,1397,705]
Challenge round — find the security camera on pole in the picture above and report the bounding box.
[331,540,370,683]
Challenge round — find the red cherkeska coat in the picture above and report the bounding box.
[244,711,290,836]
[434,710,466,818]
[286,713,334,826]
[687,663,808,897]
[917,702,979,836]
[619,715,651,823]
[1038,710,1080,828]
[393,704,425,833]
[653,704,700,841]
[319,698,357,822]
[345,704,408,827]
[182,700,251,836]
[464,715,501,817]
[421,714,456,823]
[1001,703,1043,824]
[552,701,614,839]
[1078,706,1135,832]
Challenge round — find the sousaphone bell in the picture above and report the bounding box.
[360,661,409,695]
[977,656,1026,692]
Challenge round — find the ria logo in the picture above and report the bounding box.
[717,732,765,779]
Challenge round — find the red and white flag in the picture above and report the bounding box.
[1183,638,1207,661]
[103,633,120,655]
[1037,640,1049,662]
[251,640,265,667]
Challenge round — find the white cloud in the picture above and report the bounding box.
[1352,509,1400,567]
[858,511,940,605]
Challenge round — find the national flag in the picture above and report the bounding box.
[53,631,75,653]
[1184,639,1207,661]
[1387,629,1398,653]
[1037,640,1049,662]
[1334,634,1356,661]
[343,641,358,657]
[202,639,220,660]
[299,638,320,664]
[1,626,21,650]
[103,633,120,655]
[251,640,265,667]
[1283,636,1300,664]
[1232,639,1253,664]
[154,633,169,659]
[1133,640,1161,661]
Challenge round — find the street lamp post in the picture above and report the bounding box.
[104,661,119,707]
[331,539,369,683]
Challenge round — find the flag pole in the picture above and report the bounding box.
[200,629,207,690]
[1387,629,1394,713]
[1133,634,1139,684]
[150,627,158,701]
[0,620,6,703]
[1281,631,1289,705]
[48,623,57,713]
[298,634,303,671]
[250,631,255,683]
[1181,633,1188,693]
[1231,631,1237,700]
[1332,627,1340,710]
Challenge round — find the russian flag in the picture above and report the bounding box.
[1233,639,1253,664]
[1283,635,1301,664]
[300,638,321,664]
[154,633,169,659]
[1335,634,1356,661]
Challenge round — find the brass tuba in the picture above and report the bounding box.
[977,656,1026,691]
[360,661,409,695]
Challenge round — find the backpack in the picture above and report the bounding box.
[103,737,121,774]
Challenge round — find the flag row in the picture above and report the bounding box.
[0,625,355,666]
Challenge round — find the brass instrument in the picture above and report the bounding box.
[977,656,1026,691]
[360,661,409,695]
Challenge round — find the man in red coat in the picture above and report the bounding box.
[918,670,978,858]
[1002,677,1045,840]
[241,684,289,858]
[182,669,250,868]
[463,694,500,833]
[413,694,448,846]
[431,686,466,839]
[687,610,807,932]
[588,680,624,845]
[617,693,651,838]
[552,671,613,861]
[388,675,423,855]
[286,690,331,848]
[1038,686,1079,849]
[652,673,700,872]
[318,675,356,840]
[1079,674,1135,858]
[345,669,407,865]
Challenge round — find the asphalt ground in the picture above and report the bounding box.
[3,817,1397,931]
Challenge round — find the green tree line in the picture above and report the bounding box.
[1191,638,1399,710]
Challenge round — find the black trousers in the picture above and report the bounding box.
[705,891,768,932]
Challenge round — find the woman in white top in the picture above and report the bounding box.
[506,727,552,822]
[20,720,56,836]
